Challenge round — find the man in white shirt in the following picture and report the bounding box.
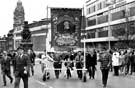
[112,51,120,76]
[41,50,54,73]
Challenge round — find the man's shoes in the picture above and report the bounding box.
[32,72,34,76]
[130,73,132,75]
[3,84,6,86]
[10,78,13,84]
[103,84,106,88]
[92,76,95,79]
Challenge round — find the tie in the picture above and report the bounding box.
[19,54,22,59]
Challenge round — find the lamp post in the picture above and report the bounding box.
[108,8,111,50]
[81,5,87,82]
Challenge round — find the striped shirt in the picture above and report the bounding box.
[98,52,112,69]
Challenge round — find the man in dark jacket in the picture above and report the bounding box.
[53,53,62,79]
[75,51,83,79]
[130,52,135,75]
[86,50,97,79]
[13,47,30,88]
[1,51,13,86]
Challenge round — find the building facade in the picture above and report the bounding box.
[0,36,7,52]
[7,29,14,51]
[14,19,51,52]
[13,0,51,52]
[82,0,135,49]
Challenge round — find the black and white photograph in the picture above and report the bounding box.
[0,0,135,88]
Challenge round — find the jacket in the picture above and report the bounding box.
[86,53,97,68]
[75,55,83,68]
[28,52,36,64]
[1,56,11,72]
[14,54,30,77]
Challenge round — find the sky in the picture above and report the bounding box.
[0,0,85,37]
[0,0,133,37]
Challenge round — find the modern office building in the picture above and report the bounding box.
[82,0,135,49]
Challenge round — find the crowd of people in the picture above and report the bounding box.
[0,47,135,88]
[0,47,36,88]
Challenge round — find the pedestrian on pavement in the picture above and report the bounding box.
[112,50,120,76]
[124,50,131,75]
[27,49,36,76]
[64,57,72,79]
[119,50,126,74]
[1,51,13,86]
[13,47,30,88]
[41,50,54,81]
[7,50,16,66]
[86,51,91,79]
[53,53,62,79]
[129,51,135,75]
[69,51,75,70]
[41,50,54,73]
[98,49,112,88]
[132,51,135,74]
[75,51,83,80]
[86,50,97,79]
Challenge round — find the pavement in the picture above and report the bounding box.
[0,61,135,88]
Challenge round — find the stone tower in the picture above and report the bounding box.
[13,0,25,50]
[13,0,25,29]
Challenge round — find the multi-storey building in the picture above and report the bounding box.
[13,0,51,53]
[82,0,135,49]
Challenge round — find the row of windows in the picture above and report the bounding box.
[87,0,109,15]
[85,26,109,39]
[87,6,135,27]
[86,0,128,15]
[83,21,135,39]
[85,30,108,39]
[112,21,135,36]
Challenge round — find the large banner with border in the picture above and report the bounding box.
[51,8,82,51]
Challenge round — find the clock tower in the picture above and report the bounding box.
[13,0,25,30]
[13,0,25,50]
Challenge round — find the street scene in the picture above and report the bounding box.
[0,61,135,88]
[1,0,135,88]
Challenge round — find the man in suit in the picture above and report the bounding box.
[13,47,30,88]
[1,51,13,86]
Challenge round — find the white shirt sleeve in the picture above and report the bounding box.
[46,54,54,62]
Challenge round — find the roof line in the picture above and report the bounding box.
[48,7,82,9]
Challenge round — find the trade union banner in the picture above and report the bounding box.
[50,8,82,49]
